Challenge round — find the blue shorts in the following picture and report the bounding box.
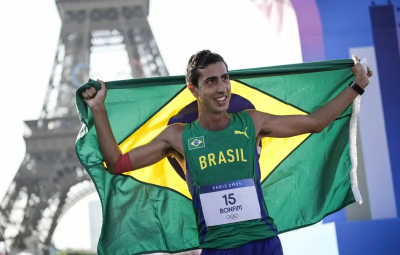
[200,236,283,255]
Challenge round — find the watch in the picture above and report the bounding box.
[349,81,365,95]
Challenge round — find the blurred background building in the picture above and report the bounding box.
[88,201,101,252]
[0,0,399,254]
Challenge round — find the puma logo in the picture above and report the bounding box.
[234,127,249,139]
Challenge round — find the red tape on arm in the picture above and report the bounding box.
[114,153,132,174]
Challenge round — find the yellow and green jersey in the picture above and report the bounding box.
[182,111,278,249]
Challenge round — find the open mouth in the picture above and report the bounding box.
[213,96,227,103]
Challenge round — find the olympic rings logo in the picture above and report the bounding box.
[226,214,239,220]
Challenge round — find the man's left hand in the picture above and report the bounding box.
[351,55,373,89]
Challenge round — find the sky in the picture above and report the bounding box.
[0,0,303,251]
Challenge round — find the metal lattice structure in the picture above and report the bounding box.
[0,0,168,254]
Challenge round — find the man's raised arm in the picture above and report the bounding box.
[249,55,373,138]
[82,80,178,174]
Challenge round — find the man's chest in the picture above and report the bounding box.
[185,132,253,168]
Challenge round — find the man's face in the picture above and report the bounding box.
[193,61,231,114]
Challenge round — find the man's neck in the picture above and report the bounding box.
[198,111,230,131]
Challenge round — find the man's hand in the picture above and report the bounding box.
[82,79,107,110]
[351,55,373,89]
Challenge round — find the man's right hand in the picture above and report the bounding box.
[82,79,107,110]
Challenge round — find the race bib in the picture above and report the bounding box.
[199,179,261,227]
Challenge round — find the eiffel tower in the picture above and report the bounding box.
[0,0,168,254]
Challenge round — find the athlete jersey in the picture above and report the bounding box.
[182,111,278,249]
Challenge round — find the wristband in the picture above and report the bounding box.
[349,81,365,95]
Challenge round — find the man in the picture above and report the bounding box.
[82,50,372,255]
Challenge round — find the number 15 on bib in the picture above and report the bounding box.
[199,179,262,227]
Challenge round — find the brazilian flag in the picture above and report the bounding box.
[75,60,362,255]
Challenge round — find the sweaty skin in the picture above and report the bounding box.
[81,55,372,174]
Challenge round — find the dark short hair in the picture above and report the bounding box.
[185,50,228,87]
